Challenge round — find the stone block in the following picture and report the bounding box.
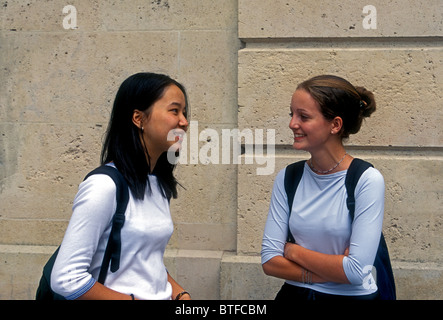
[0,0,236,33]
[0,123,19,182]
[170,128,238,224]
[164,249,223,300]
[97,0,237,31]
[0,123,104,220]
[168,222,236,252]
[239,0,443,38]
[374,155,443,263]
[0,31,180,124]
[0,219,67,246]
[0,244,55,300]
[393,262,443,299]
[178,30,241,124]
[0,0,100,32]
[169,135,238,250]
[238,48,443,147]
[220,252,283,299]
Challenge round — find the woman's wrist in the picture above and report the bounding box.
[175,291,191,300]
[300,268,313,285]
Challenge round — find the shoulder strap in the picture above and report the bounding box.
[284,160,306,243]
[344,158,373,220]
[345,159,396,299]
[84,164,130,284]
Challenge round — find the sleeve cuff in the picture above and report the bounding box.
[65,277,96,300]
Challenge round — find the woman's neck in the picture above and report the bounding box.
[309,145,350,174]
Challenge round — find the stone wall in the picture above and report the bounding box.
[0,0,442,300]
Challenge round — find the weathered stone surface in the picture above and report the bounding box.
[165,249,224,300]
[1,0,441,300]
[220,252,283,300]
[239,48,443,147]
[393,262,443,300]
[239,0,443,38]
[0,31,180,124]
[179,30,242,124]
[0,245,55,300]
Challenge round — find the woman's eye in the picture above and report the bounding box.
[289,112,293,117]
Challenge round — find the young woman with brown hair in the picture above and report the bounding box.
[261,75,384,300]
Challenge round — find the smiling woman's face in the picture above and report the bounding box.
[289,89,336,153]
[138,84,189,159]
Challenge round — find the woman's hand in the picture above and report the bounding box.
[177,292,192,300]
[168,273,192,300]
[283,242,299,262]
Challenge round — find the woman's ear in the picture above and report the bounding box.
[331,116,343,135]
[132,109,144,129]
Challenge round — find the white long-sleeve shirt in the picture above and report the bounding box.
[51,165,173,300]
[261,162,385,296]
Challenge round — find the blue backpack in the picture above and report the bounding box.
[35,165,130,300]
[284,158,396,300]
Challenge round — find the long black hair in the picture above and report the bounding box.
[101,72,188,200]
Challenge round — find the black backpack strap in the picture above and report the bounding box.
[344,158,396,300]
[84,164,130,284]
[37,247,66,300]
[284,160,306,243]
[345,158,373,220]
[35,165,129,300]
[374,234,396,299]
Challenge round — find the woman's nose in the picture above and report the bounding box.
[289,116,299,129]
[180,114,189,131]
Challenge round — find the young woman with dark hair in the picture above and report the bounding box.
[261,75,384,300]
[51,72,191,300]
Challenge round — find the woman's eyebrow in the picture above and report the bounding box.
[169,102,184,107]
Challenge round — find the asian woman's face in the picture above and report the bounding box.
[141,85,188,158]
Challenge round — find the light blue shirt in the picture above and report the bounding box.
[261,162,385,296]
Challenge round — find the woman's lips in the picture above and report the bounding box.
[293,133,306,141]
[171,128,186,142]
